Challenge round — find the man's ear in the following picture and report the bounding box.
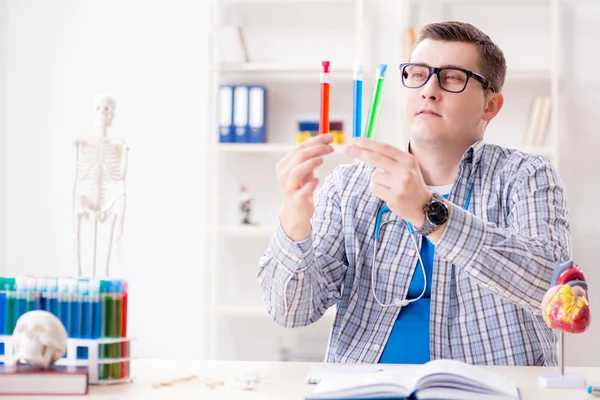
[482,92,504,122]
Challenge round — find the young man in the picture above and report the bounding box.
[257,21,570,366]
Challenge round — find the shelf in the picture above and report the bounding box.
[213,63,354,74]
[215,305,337,319]
[216,143,349,153]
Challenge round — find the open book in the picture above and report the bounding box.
[305,359,520,400]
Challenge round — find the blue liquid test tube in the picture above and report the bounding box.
[58,278,70,340]
[78,278,90,359]
[47,277,59,317]
[353,60,363,138]
[68,278,80,339]
[0,277,5,359]
[35,276,47,311]
[0,277,5,336]
[14,276,27,327]
[91,279,102,339]
[25,276,37,312]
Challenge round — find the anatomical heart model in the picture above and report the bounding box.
[73,95,129,278]
[542,260,591,333]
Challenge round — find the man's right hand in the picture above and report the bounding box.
[277,133,335,241]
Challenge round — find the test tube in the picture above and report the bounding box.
[364,64,387,139]
[319,61,330,134]
[0,278,5,336]
[353,60,363,138]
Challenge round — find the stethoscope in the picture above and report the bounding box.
[370,185,473,308]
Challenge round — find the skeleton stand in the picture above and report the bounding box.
[538,332,586,388]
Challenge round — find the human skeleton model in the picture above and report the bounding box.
[541,260,591,333]
[73,95,129,277]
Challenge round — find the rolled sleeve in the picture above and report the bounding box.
[435,204,486,268]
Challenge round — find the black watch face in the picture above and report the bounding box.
[427,202,448,225]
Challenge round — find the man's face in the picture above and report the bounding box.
[403,39,502,147]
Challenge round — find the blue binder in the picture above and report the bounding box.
[248,85,267,143]
[218,85,235,143]
[233,86,250,143]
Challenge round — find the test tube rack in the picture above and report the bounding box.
[0,335,133,385]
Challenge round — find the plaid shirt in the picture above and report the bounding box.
[257,140,571,366]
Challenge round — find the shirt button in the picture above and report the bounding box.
[447,252,456,262]
[291,255,301,263]
[394,298,403,306]
[408,250,416,257]
[373,344,381,351]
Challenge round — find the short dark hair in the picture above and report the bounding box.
[413,21,507,93]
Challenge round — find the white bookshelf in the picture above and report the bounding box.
[206,0,564,362]
[206,0,366,362]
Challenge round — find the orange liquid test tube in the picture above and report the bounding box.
[320,61,330,134]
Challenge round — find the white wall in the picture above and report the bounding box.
[0,0,6,276]
[6,0,210,358]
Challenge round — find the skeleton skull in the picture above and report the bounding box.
[94,94,117,130]
[12,310,68,369]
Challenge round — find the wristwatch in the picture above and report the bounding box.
[414,192,449,236]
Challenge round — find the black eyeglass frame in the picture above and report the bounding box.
[399,62,496,93]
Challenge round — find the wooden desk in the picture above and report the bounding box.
[13,360,600,399]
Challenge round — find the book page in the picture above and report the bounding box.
[307,371,418,400]
[412,359,519,396]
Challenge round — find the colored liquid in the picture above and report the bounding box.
[78,299,92,360]
[353,80,363,138]
[0,291,5,335]
[101,292,113,380]
[365,77,385,139]
[121,292,128,378]
[112,294,122,379]
[16,293,27,324]
[38,292,47,311]
[92,299,102,338]
[70,299,81,337]
[48,297,59,317]
[320,83,330,134]
[59,297,70,337]
[5,295,14,335]
[27,292,37,312]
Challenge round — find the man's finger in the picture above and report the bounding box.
[351,138,408,162]
[278,134,334,170]
[345,145,397,172]
[297,177,320,199]
[286,157,324,191]
[291,144,334,166]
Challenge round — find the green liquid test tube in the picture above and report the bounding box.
[364,64,387,139]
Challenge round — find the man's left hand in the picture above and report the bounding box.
[344,138,432,228]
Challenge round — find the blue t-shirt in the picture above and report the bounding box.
[378,193,449,364]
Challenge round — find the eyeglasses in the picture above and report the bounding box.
[399,63,495,93]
